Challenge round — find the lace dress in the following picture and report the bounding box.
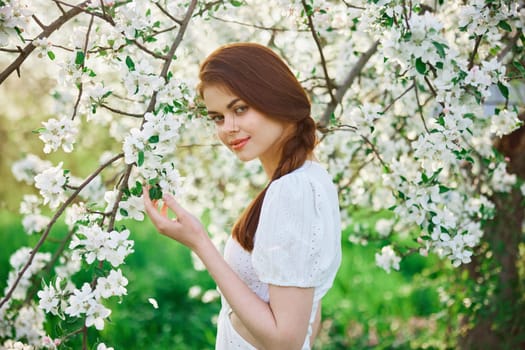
[215,161,342,349]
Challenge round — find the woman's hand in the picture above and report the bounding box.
[143,188,208,251]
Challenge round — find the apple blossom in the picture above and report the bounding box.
[375,245,401,273]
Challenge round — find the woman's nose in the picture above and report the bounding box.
[224,114,239,133]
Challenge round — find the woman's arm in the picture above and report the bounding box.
[143,192,313,350]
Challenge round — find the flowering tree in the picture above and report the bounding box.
[1,0,524,348]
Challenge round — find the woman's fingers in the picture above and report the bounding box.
[162,194,188,219]
[161,202,168,217]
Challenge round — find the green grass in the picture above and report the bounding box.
[0,211,448,349]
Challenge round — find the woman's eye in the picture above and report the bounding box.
[234,105,248,114]
[208,115,224,124]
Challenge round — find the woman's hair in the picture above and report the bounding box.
[198,42,317,251]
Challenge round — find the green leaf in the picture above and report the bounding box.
[513,60,525,76]
[149,185,163,200]
[125,56,135,71]
[432,41,447,59]
[75,51,85,65]
[47,51,55,60]
[497,20,512,32]
[120,208,129,217]
[131,181,143,196]
[32,127,47,134]
[230,0,244,6]
[75,51,86,65]
[439,185,450,193]
[497,81,509,99]
[137,150,144,166]
[415,57,427,75]
[330,112,336,125]
[148,135,159,144]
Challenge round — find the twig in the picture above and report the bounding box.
[32,15,47,30]
[193,0,224,17]
[209,15,296,32]
[382,83,415,114]
[424,76,437,97]
[156,3,183,25]
[413,78,430,133]
[341,0,366,10]
[361,134,388,170]
[108,165,132,231]
[498,32,520,62]
[301,0,337,110]
[0,153,124,309]
[468,35,483,71]
[72,14,95,120]
[100,103,144,118]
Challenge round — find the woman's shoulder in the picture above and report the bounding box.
[268,161,335,198]
[265,161,338,208]
[270,161,332,189]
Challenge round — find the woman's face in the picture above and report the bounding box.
[202,85,292,172]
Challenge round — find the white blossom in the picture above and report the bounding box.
[94,269,128,299]
[38,117,78,153]
[5,247,51,301]
[375,246,401,273]
[70,226,134,267]
[11,154,52,185]
[34,162,68,209]
[490,109,522,137]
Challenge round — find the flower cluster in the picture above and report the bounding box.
[38,117,79,154]
[38,270,127,331]
[34,162,68,209]
[70,226,134,267]
[19,195,49,234]
[1,248,50,346]
[375,245,401,273]
[11,155,51,185]
[123,110,183,197]
[0,0,32,46]
[4,247,51,302]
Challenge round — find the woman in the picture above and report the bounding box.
[144,43,341,350]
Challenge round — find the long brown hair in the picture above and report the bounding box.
[198,42,317,251]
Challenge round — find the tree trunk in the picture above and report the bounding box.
[459,123,525,349]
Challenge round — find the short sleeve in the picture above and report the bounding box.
[251,171,339,288]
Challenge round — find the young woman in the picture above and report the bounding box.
[143,43,342,350]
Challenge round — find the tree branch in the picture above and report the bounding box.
[413,78,430,133]
[301,0,337,110]
[209,15,298,32]
[71,13,95,120]
[468,35,483,70]
[0,153,124,309]
[318,40,379,129]
[100,103,144,118]
[382,82,415,114]
[498,31,521,62]
[155,3,183,25]
[0,1,90,85]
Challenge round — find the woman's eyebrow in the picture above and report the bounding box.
[226,98,241,109]
[207,98,242,115]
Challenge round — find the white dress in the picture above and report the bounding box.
[215,161,342,349]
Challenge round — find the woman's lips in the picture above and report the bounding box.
[230,137,250,150]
